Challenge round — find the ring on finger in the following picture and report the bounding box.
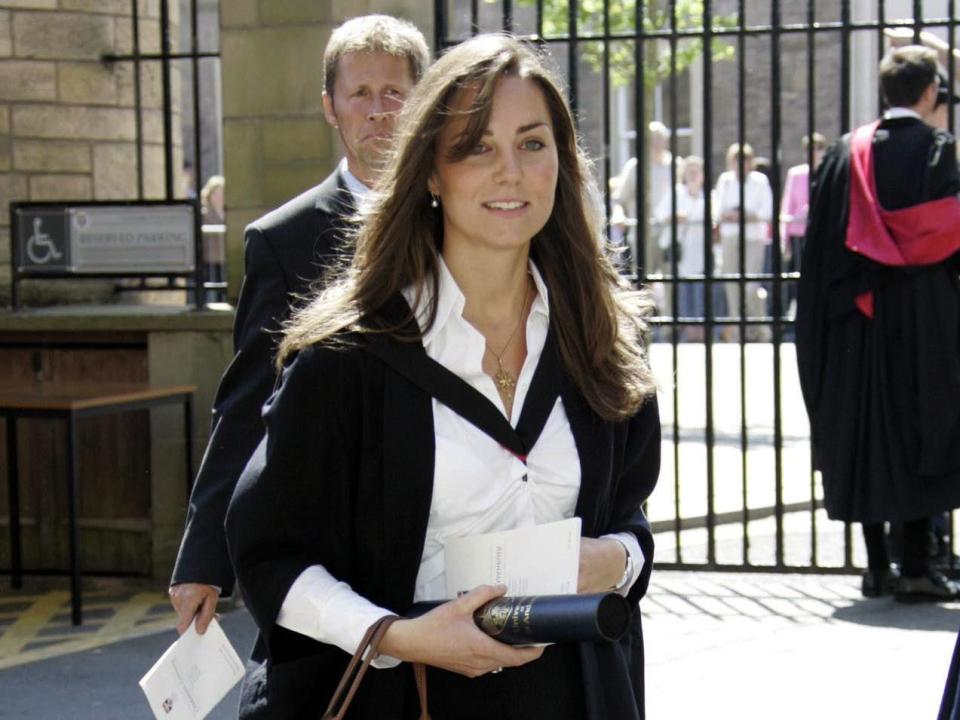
[491,666,503,674]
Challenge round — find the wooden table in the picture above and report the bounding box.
[0,383,196,625]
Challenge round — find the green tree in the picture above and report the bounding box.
[502,0,735,89]
[482,0,737,275]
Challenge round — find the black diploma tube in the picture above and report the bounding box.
[408,592,632,645]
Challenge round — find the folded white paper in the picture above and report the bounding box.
[139,618,245,720]
[444,517,581,598]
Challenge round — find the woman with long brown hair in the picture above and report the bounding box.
[226,34,660,719]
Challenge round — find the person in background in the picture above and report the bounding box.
[713,142,773,342]
[779,132,827,333]
[168,15,430,635]
[226,34,660,720]
[610,122,678,272]
[199,175,225,226]
[654,155,707,342]
[181,161,197,199]
[199,174,227,301]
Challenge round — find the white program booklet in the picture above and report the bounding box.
[444,517,581,597]
[139,618,246,720]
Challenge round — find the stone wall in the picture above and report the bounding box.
[0,0,181,306]
[219,1,433,303]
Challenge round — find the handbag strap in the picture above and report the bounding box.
[321,615,430,720]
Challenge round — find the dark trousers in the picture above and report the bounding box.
[406,644,588,720]
[863,517,931,577]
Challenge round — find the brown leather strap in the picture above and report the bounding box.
[321,615,430,719]
[413,662,430,720]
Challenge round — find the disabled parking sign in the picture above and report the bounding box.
[14,209,70,273]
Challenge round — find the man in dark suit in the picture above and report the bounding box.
[797,45,960,602]
[168,15,430,633]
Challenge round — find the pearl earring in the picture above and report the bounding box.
[430,193,439,208]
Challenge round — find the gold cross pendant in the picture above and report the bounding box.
[494,366,516,399]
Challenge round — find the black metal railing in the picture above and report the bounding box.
[435,0,960,574]
[102,0,225,304]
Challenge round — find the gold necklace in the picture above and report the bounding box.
[486,279,532,403]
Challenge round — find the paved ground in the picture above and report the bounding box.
[0,578,177,671]
[1,569,957,719]
[645,571,959,719]
[2,341,953,717]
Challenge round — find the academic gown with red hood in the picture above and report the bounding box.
[796,116,960,524]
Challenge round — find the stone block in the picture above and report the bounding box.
[0,11,11,58]
[115,60,133,105]
[221,26,327,117]
[0,136,10,171]
[0,105,9,134]
[60,0,131,14]
[13,140,92,172]
[0,227,10,264]
[262,117,331,164]
[258,0,328,25]
[138,0,160,19]
[114,15,132,54]
[0,174,29,219]
[262,162,322,207]
[0,60,56,100]
[58,62,118,105]
[223,119,261,207]
[136,18,160,54]
[28,174,92,200]
[13,104,136,141]
[168,61,183,109]
[142,142,166,199]
[0,264,9,306]
[330,0,366,19]
[115,61,163,109]
[2,0,56,8]
[220,0,258,28]
[93,142,137,200]
[171,142,185,197]
[13,11,114,61]
[20,277,114,307]
[141,108,165,143]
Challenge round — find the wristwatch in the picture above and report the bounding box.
[612,541,634,592]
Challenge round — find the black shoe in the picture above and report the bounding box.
[861,567,900,598]
[933,552,960,580]
[894,571,960,603]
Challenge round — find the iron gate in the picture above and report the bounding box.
[434,0,960,573]
[101,0,225,301]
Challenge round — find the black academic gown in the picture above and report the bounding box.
[940,630,960,720]
[796,117,960,524]
[171,170,355,593]
[224,301,661,720]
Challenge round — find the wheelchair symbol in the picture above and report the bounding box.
[26,217,64,265]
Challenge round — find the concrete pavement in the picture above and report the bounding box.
[1,568,957,719]
[645,571,958,719]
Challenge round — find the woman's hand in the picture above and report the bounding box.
[379,585,544,677]
[577,537,627,593]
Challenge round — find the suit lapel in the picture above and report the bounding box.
[313,168,357,264]
[314,167,356,218]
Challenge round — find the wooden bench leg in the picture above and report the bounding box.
[6,416,22,589]
[66,413,82,626]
